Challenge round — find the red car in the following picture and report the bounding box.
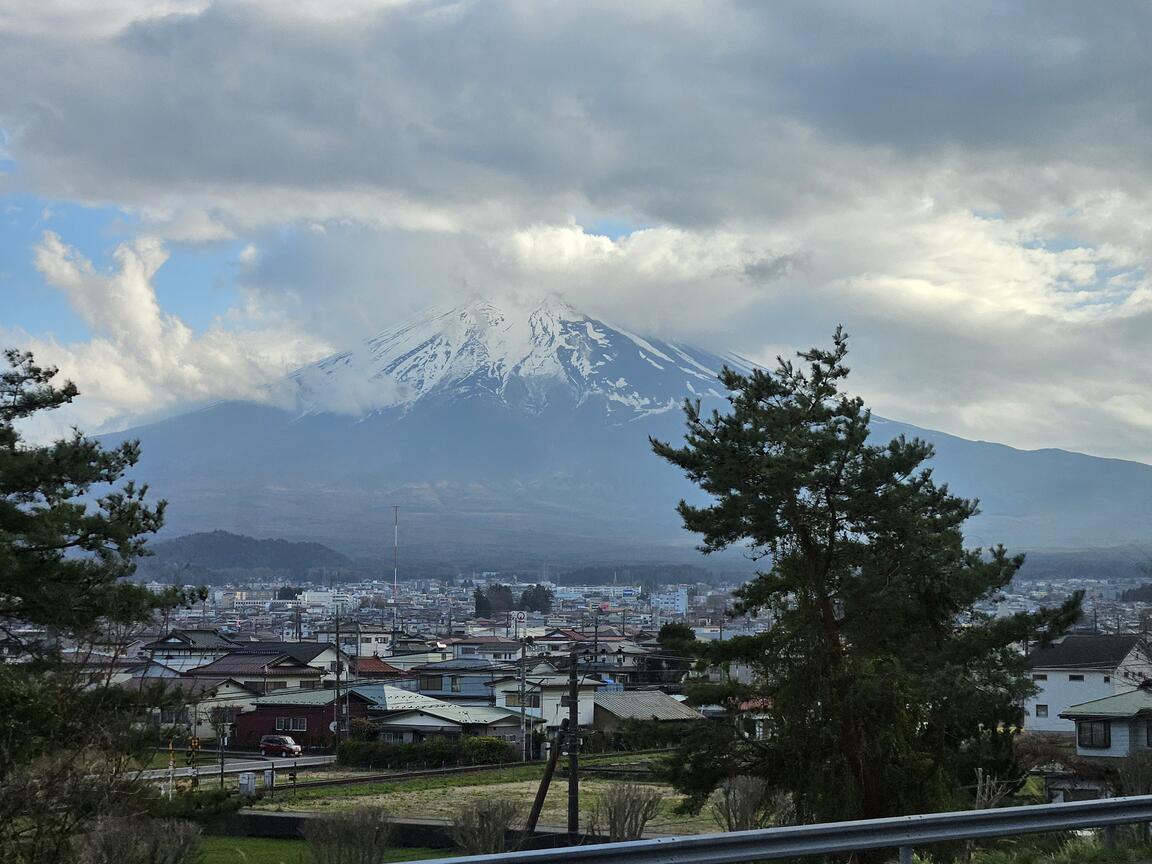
[259,735,302,757]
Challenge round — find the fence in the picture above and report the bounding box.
[415,794,1152,864]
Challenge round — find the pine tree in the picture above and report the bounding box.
[0,350,187,863]
[651,329,1081,824]
[1,350,170,635]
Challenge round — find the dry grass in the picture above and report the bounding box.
[260,778,715,835]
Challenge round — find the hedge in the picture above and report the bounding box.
[337,735,517,769]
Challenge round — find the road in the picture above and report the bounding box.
[140,754,334,781]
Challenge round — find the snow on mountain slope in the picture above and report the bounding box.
[290,296,752,420]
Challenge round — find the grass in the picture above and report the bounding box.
[201,836,444,864]
[257,775,713,835]
[266,750,670,805]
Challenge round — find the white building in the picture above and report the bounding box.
[651,588,689,616]
[486,674,605,729]
[1024,634,1152,734]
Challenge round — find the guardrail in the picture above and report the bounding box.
[414,794,1152,864]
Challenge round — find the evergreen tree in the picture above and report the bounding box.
[486,583,514,614]
[638,622,698,684]
[651,330,1081,824]
[0,350,187,863]
[473,586,491,617]
[517,584,554,613]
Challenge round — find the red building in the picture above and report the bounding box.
[234,689,374,749]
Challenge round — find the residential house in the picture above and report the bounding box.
[411,657,506,704]
[354,656,416,685]
[1025,635,1152,734]
[486,674,605,729]
[447,636,522,663]
[372,703,534,744]
[187,652,324,693]
[138,629,238,674]
[131,676,259,739]
[1060,682,1152,759]
[233,688,376,748]
[227,641,351,682]
[592,690,703,735]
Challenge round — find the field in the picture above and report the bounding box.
[253,755,717,836]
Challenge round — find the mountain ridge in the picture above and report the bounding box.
[102,297,1152,561]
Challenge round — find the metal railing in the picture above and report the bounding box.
[417,794,1152,864]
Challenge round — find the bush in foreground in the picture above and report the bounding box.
[74,817,201,864]
[451,799,523,855]
[303,807,395,864]
[588,782,664,841]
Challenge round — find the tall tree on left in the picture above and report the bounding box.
[0,349,192,863]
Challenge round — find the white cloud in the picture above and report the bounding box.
[4,2,1152,461]
[8,231,329,438]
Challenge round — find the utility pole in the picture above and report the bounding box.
[217,713,227,790]
[333,604,342,750]
[519,638,528,762]
[593,610,599,668]
[391,505,400,653]
[567,648,580,839]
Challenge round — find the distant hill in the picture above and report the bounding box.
[149,530,351,572]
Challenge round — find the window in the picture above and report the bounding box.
[451,676,461,693]
[1077,720,1111,749]
[1069,674,1085,682]
[268,680,288,690]
[1035,704,1049,718]
[1031,674,1047,682]
[381,731,404,743]
[419,674,443,691]
[505,693,540,708]
[1104,676,1111,683]
[160,706,189,725]
[275,716,288,731]
[290,717,307,732]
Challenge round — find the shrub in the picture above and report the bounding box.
[148,787,245,819]
[338,735,518,769]
[74,817,201,864]
[709,775,793,832]
[588,782,664,841]
[302,807,394,864]
[451,799,523,854]
[460,736,517,765]
[710,775,770,832]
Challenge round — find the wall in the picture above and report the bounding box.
[1074,718,1133,758]
[1025,670,1112,733]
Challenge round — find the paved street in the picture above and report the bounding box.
[140,754,334,781]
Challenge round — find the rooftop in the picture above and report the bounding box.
[594,691,704,722]
[1028,635,1146,671]
[1061,683,1152,719]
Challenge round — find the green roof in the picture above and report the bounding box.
[1060,687,1152,719]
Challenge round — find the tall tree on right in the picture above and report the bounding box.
[651,329,1081,825]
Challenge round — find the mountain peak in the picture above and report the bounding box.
[290,296,749,420]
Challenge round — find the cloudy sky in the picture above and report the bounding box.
[3,0,1152,460]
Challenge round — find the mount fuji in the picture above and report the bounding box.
[107,297,1152,564]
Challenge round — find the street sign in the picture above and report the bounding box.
[328,721,338,732]
[514,611,527,623]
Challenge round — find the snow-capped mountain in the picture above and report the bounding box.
[105,297,1152,563]
[290,297,750,420]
